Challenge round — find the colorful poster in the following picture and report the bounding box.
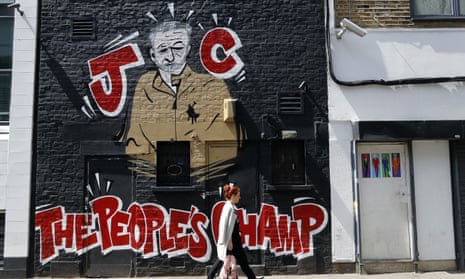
[371,153,380,178]
[361,152,401,179]
[392,153,401,177]
[361,153,371,178]
[381,153,391,178]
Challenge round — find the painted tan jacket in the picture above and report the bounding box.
[126,66,239,179]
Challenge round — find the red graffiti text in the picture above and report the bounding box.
[211,201,328,259]
[35,196,328,265]
[87,44,144,117]
[200,27,244,79]
[35,196,210,264]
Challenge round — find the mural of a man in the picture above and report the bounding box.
[125,21,239,182]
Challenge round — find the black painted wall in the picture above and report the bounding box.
[35,0,328,276]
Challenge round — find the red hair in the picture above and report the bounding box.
[223,183,240,200]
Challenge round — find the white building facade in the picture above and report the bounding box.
[0,0,37,276]
[329,0,465,274]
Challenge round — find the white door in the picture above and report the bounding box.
[357,143,412,260]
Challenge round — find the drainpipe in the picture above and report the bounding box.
[351,122,362,273]
[27,0,42,276]
[451,143,465,271]
[407,141,419,272]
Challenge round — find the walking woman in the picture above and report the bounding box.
[207,183,263,279]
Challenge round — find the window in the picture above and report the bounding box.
[156,141,190,186]
[0,5,13,122]
[271,140,305,185]
[411,0,465,19]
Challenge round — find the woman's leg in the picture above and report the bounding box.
[232,246,256,279]
[207,259,223,279]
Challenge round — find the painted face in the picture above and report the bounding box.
[150,28,191,75]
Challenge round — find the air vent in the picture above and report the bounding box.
[278,92,304,114]
[72,17,95,40]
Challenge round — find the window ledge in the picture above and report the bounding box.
[412,15,465,21]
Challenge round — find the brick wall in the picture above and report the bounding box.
[335,0,465,28]
[35,0,329,276]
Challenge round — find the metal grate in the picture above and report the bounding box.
[277,92,304,114]
[72,17,95,40]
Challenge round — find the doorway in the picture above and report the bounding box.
[357,143,413,264]
[83,156,135,277]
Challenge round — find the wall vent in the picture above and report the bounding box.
[72,17,95,40]
[277,92,304,114]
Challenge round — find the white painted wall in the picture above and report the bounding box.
[329,29,465,122]
[328,1,464,264]
[331,29,465,81]
[412,141,455,260]
[329,121,356,262]
[2,0,37,258]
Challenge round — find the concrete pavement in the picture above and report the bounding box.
[67,271,465,279]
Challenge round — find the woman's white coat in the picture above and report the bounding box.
[216,200,237,261]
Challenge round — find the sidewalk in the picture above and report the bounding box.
[95,272,465,279]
